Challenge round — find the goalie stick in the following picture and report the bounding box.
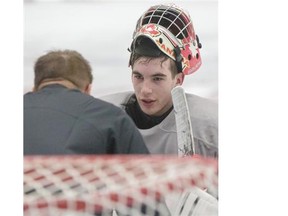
[171,86,195,157]
[170,87,218,216]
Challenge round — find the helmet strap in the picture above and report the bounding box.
[174,46,183,73]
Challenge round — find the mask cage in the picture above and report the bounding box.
[138,4,194,43]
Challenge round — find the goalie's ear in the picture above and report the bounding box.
[175,72,185,86]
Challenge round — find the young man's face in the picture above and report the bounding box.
[131,57,184,116]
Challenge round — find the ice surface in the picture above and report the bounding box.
[24,0,218,100]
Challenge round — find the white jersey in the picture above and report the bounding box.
[100,91,218,157]
[101,91,219,215]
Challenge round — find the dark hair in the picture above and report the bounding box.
[34,49,93,90]
[130,52,178,78]
[129,37,178,78]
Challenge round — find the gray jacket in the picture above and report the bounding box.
[24,85,149,155]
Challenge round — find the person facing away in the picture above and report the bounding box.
[100,4,218,158]
[24,49,149,155]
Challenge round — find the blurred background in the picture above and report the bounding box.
[24,0,218,100]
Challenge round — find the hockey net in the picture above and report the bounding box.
[24,155,218,216]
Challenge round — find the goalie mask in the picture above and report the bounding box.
[129,4,202,75]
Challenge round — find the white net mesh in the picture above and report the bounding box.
[24,155,218,216]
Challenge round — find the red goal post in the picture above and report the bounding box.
[24,155,218,216]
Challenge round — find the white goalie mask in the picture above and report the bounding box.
[129,4,202,75]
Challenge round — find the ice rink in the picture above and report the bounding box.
[24,0,218,100]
